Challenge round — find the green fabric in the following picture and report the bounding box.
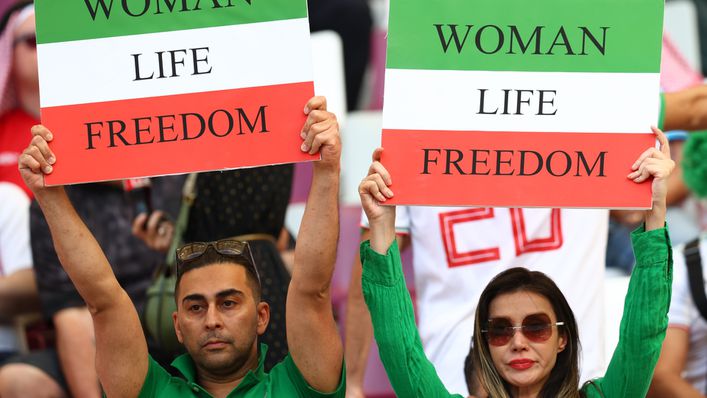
[361,226,672,398]
[682,131,707,198]
[138,344,345,397]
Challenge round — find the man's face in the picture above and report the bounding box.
[173,263,269,376]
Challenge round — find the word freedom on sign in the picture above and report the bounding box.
[84,106,269,150]
[420,148,607,178]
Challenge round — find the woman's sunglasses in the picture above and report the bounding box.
[12,33,36,49]
[481,313,564,346]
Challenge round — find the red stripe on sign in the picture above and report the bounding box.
[41,82,315,185]
[381,129,654,208]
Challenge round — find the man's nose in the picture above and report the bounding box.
[204,304,223,329]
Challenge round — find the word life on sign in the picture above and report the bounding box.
[35,0,316,185]
[381,0,664,208]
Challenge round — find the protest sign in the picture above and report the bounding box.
[35,0,316,185]
[381,0,664,208]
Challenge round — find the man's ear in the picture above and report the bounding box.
[173,311,183,343]
[256,302,270,336]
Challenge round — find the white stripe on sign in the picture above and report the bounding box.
[382,69,660,133]
[38,18,313,108]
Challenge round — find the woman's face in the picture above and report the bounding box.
[486,290,566,397]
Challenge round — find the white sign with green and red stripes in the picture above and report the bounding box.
[382,0,664,208]
[35,0,316,185]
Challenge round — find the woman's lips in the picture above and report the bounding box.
[508,359,535,370]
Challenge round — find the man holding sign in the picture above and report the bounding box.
[17,96,344,398]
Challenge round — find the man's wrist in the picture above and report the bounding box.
[313,161,341,174]
[34,185,65,200]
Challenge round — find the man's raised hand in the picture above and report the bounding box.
[18,125,57,193]
[300,96,341,169]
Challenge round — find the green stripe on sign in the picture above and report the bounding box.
[35,0,307,44]
[387,0,663,73]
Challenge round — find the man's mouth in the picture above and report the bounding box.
[202,339,229,349]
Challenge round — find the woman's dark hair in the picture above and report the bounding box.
[0,1,33,34]
[471,267,582,398]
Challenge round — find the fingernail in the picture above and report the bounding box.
[48,157,56,165]
[385,189,394,197]
[47,133,53,141]
[301,143,308,152]
[304,106,310,115]
[44,165,53,173]
[301,131,307,139]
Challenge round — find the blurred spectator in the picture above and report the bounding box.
[606,81,707,274]
[607,131,695,273]
[0,0,36,197]
[0,182,57,398]
[648,131,707,397]
[0,4,182,397]
[309,0,372,110]
[0,182,40,361]
[5,182,172,398]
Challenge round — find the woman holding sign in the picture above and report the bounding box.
[358,127,673,398]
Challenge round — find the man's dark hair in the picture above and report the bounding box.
[174,246,262,302]
[0,1,33,34]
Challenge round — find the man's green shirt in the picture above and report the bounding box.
[138,345,345,397]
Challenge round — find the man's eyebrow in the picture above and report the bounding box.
[181,289,245,304]
[182,294,206,304]
[216,289,245,299]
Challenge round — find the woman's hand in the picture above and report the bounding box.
[359,148,396,254]
[627,127,675,230]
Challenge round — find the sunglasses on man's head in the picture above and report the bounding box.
[481,313,564,346]
[176,239,260,282]
[13,33,36,49]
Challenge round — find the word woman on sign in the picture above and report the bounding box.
[83,0,250,20]
[434,24,608,56]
